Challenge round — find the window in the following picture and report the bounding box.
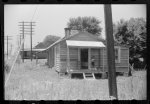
[115,47,120,63]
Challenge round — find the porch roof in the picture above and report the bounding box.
[66,40,105,48]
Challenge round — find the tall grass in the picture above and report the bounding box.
[5,60,146,100]
[117,71,146,100]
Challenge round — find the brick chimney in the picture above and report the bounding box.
[64,28,71,38]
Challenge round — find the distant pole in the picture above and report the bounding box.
[104,4,118,99]
[20,35,22,45]
[22,21,25,63]
[19,21,25,63]
[17,35,22,48]
[4,36,12,59]
[31,22,33,61]
[19,21,35,62]
[36,52,38,64]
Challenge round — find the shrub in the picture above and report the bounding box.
[5,62,10,73]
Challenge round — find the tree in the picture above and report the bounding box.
[43,35,60,48]
[34,35,60,49]
[67,16,102,35]
[113,18,146,69]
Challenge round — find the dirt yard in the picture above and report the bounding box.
[4,59,146,100]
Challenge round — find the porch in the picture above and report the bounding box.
[66,40,106,75]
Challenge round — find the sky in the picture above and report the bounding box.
[4,4,146,52]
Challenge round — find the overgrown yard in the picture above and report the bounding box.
[5,59,146,100]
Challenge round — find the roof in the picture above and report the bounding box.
[20,48,46,52]
[66,40,105,48]
[39,31,129,52]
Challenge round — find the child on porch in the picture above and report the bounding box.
[91,56,95,69]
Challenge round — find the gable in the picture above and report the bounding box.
[68,31,100,41]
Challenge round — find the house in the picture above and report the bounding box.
[20,48,47,59]
[42,28,129,76]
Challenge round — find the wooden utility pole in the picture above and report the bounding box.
[104,4,118,99]
[4,36,12,59]
[19,21,25,63]
[17,35,23,47]
[19,21,35,62]
[30,22,33,61]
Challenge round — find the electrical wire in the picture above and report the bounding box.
[5,5,39,87]
[5,37,26,87]
[31,5,38,22]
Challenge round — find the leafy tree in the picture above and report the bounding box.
[43,35,60,47]
[34,42,45,49]
[34,35,60,49]
[67,16,102,35]
[113,18,146,69]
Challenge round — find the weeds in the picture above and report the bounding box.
[5,61,10,74]
[5,60,146,100]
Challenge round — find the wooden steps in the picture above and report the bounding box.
[83,73,95,79]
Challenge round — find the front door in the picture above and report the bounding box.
[80,49,88,69]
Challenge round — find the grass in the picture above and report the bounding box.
[4,59,146,100]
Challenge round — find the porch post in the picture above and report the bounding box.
[78,48,80,70]
[88,48,91,70]
[67,46,70,72]
[103,48,104,72]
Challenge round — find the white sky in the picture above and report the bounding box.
[4,4,146,50]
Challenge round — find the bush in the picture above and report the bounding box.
[5,62,10,73]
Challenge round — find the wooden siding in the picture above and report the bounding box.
[102,47,129,72]
[48,47,55,68]
[69,48,78,70]
[60,41,79,72]
[55,44,60,71]
[60,46,104,71]
[59,41,67,72]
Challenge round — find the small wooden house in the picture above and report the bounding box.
[44,28,129,76]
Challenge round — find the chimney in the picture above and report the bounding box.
[64,28,71,38]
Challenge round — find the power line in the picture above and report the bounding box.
[31,5,38,21]
[5,37,25,87]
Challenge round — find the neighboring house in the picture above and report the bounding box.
[41,28,129,76]
[20,48,47,59]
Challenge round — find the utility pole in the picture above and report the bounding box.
[30,22,33,61]
[104,4,118,99]
[19,21,25,63]
[4,36,12,59]
[17,35,23,48]
[19,21,35,62]
[19,35,22,46]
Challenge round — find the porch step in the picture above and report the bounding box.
[83,73,95,79]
